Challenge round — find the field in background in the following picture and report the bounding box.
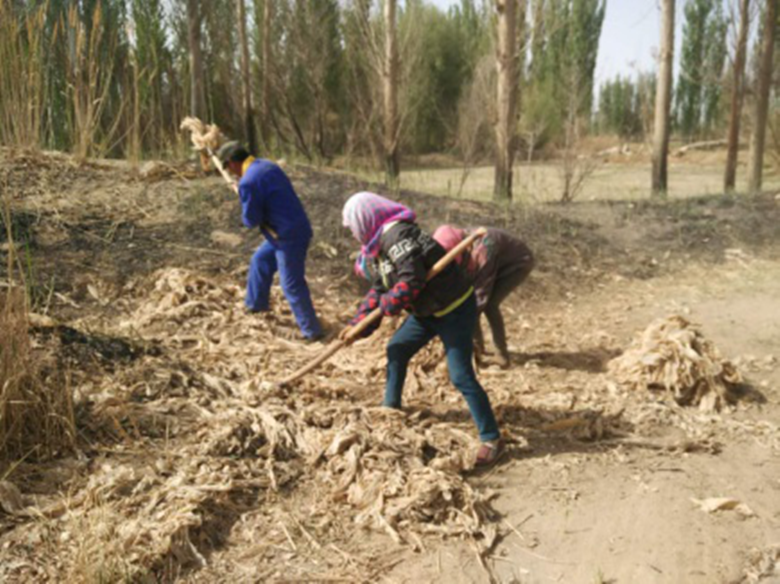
[354,151,780,203]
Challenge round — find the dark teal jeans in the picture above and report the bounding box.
[384,293,500,442]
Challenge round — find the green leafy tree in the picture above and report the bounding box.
[130,0,172,156]
[676,0,727,140]
[568,0,606,116]
[599,76,644,139]
[702,2,728,134]
[526,0,606,143]
[403,0,489,153]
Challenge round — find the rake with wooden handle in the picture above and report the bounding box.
[277,227,487,387]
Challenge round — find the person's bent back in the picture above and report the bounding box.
[239,159,313,247]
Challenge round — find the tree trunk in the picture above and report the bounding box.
[383,0,400,182]
[516,0,527,138]
[186,0,206,120]
[748,0,777,194]
[494,0,518,202]
[261,0,273,149]
[724,0,751,192]
[236,0,256,153]
[651,0,675,197]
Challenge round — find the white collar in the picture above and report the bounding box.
[382,220,401,234]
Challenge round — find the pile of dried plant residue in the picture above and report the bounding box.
[8,267,500,578]
[739,546,780,583]
[122,268,495,542]
[609,315,742,411]
[10,267,766,581]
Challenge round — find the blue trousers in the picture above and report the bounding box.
[385,293,500,442]
[247,240,322,339]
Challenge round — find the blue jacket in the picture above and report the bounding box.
[238,159,313,247]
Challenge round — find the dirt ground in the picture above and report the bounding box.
[385,260,780,584]
[1,149,779,583]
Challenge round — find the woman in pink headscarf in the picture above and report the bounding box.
[341,192,504,467]
[433,225,534,368]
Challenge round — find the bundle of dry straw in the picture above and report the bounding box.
[179,117,224,171]
[609,315,742,412]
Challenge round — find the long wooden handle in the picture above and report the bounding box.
[425,227,486,283]
[206,147,237,189]
[277,227,487,387]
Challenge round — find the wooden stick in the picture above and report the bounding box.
[278,227,487,387]
[205,146,236,190]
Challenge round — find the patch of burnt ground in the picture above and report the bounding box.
[32,324,160,372]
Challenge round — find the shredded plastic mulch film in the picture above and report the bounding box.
[608,315,743,412]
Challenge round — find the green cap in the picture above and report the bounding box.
[216,141,249,166]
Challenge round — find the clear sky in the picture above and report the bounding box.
[594,0,670,82]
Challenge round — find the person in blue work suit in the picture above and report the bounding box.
[217,141,323,341]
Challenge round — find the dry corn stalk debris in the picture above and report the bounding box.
[179,117,226,174]
[608,315,742,412]
[179,117,223,153]
[0,480,25,514]
[739,546,780,583]
[691,497,755,517]
[10,267,761,580]
[0,267,504,579]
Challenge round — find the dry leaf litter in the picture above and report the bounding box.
[609,315,742,411]
[2,268,777,581]
[0,268,505,581]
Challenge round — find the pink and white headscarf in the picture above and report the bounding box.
[342,192,416,260]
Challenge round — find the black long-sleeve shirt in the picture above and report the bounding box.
[355,221,471,322]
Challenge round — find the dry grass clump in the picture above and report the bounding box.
[0,288,75,460]
[1,171,74,460]
[0,1,47,149]
[59,457,263,582]
[609,315,742,412]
